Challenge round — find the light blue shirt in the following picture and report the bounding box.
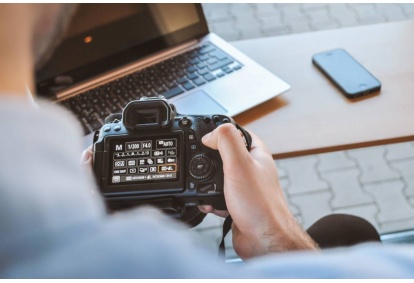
[1,97,414,278]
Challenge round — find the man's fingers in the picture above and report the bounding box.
[198,205,229,218]
[202,123,252,169]
[81,145,93,165]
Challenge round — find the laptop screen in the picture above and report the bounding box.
[36,4,208,97]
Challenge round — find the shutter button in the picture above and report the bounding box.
[179,117,192,128]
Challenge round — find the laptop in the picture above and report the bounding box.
[36,4,290,145]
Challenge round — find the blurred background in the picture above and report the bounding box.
[191,3,414,259]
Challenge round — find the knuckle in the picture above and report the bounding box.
[216,123,237,138]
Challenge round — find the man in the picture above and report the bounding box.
[0,4,413,278]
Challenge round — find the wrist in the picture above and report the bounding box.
[257,210,319,253]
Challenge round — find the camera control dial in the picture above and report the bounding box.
[189,154,214,180]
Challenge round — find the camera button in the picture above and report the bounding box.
[199,183,215,193]
[188,130,197,141]
[222,118,230,123]
[114,126,121,132]
[179,117,192,128]
[189,181,196,190]
[212,115,220,123]
[190,144,197,150]
[203,117,211,123]
[189,154,214,179]
[103,126,111,132]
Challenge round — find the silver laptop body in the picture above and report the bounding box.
[35,4,290,146]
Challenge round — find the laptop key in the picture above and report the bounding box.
[175,70,185,77]
[199,45,216,55]
[160,86,184,99]
[187,66,197,73]
[165,81,177,89]
[182,81,195,90]
[89,120,103,131]
[216,72,226,78]
[187,72,198,80]
[155,86,166,93]
[209,50,228,61]
[207,58,218,65]
[189,58,200,65]
[197,61,207,69]
[177,77,188,84]
[208,58,233,71]
[192,77,205,86]
[223,66,233,74]
[203,73,216,82]
[189,51,198,59]
[197,68,209,76]
[80,120,92,135]
[199,54,209,61]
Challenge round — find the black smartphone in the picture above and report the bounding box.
[312,48,381,99]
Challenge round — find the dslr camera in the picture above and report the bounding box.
[93,96,251,226]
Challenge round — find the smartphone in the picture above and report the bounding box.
[312,48,381,99]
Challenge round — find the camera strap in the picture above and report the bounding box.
[218,215,233,257]
[218,124,251,259]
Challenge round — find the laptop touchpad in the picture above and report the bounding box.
[173,90,228,115]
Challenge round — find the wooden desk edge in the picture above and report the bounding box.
[273,135,414,159]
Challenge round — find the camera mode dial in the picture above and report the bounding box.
[189,154,214,180]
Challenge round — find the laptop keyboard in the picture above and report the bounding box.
[59,43,243,134]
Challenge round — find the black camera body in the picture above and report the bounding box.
[93,97,251,226]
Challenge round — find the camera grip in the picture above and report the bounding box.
[234,123,252,152]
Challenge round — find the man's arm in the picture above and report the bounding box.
[200,124,318,258]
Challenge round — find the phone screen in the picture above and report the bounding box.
[312,49,381,98]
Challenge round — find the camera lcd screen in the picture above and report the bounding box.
[109,134,179,185]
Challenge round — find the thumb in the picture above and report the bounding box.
[81,145,93,166]
[202,123,251,171]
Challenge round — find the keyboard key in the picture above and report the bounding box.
[192,77,206,86]
[187,72,198,80]
[197,68,209,76]
[189,51,199,59]
[175,70,185,77]
[209,50,228,61]
[89,120,103,131]
[207,58,218,65]
[233,65,242,70]
[189,58,200,65]
[80,120,91,135]
[182,81,195,90]
[164,75,174,82]
[199,54,209,61]
[154,86,166,94]
[187,66,197,73]
[199,44,216,54]
[208,58,233,71]
[160,86,184,99]
[203,73,216,82]
[165,81,176,89]
[223,67,233,74]
[197,61,207,69]
[216,72,225,78]
[177,77,187,84]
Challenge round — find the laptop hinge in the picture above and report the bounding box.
[55,39,200,101]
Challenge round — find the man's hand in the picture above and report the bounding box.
[81,145,93,168]
[200,124,318,259]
